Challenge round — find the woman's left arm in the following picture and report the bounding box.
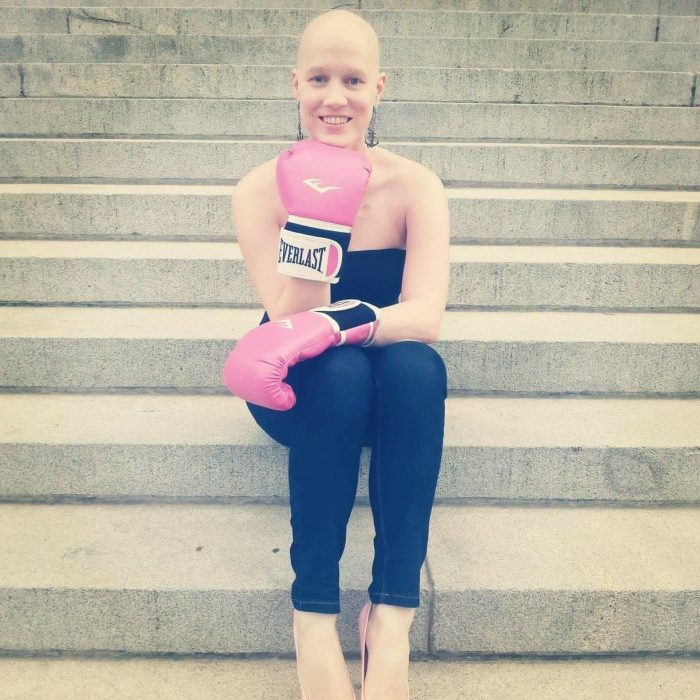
[370,168,450,346]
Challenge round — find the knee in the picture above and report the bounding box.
[374,342,448,400]
[295,345,375,417]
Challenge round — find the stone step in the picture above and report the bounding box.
[0,0,344,5]
[1,184,698,246]
[2,656,700,700]
[0,502,697,654]
[1,64,695,106]
[2,139,699,188]
[1,35,697,72]
[3,7,698,43]
[362,0,699,13]
[1,241,697,310]
[1,306,698,394]
[3,98,699,140]
[0,0,695,16]
[1,392,698,503]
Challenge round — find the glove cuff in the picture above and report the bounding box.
[309,299,381,347]
[277,215,351,284]
[359,303,382,347]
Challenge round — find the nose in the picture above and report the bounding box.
[322,79,348,107]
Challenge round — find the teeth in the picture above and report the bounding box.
[322,117,350,124]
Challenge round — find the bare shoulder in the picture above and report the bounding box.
[401,153,443,194]
[374,148,442,199]
[236,154,276,189]
[376,149,448,243]
[234,155,286,228]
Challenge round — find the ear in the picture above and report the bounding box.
[291,68,299,99]
[375,71,387,102]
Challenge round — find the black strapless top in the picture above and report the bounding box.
[259,248,406,325]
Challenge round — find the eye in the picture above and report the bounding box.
[311,76,326,83]
[347,77,362,85]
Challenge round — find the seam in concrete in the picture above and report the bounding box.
[691,74,697,106]
[680,202,698,242]
[1,388,699,400]
[1,495,699,508]
[0,648,698,662]
[152,589,161,642]
[447,386,700,399]
[72,9,134,29]
[424,557,436,656]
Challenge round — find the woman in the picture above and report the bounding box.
[231,9,450,700]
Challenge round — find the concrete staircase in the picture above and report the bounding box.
[1,0,699,697]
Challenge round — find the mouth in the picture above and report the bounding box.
[319,116,352,126]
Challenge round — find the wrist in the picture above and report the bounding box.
[277,220,350,284]
[358,304,382,347]
[309,299,381,347]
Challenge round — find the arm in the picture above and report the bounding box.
[269,277,331,321]
[370,169,450,346]
[232,162,330,320]
[225,158,383,410]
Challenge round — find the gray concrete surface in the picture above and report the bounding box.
[1,304,699,392]
[2,65,694,105]
[0,0,697,681]
[1,657,700,700]
[0,502,697,653]
[0,7,676,42]
[1,185,698,245]
[1,240,698,309]
[2,139,699,188]
[3,98,700,138]
[1,34,698,72]
[1,393,698,502]
[0,0,691,12]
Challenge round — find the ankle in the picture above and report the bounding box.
[365,604,413,647]
[294,609,338,633]
[372,604,415,629]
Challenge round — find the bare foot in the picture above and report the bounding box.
[363,604,415,700]
[294,610,356,700]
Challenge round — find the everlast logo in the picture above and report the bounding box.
[279,240,327,273]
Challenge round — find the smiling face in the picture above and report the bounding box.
[291,11,386,153]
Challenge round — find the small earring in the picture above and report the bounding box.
[365,104,379,148]
[296,102,303,141]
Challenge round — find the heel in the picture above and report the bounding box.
[292,619,309,700]
[357,601,372,700]
[358,601,411,700]
[294,617,356,700]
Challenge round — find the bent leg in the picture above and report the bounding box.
[365,341,448,608]
[247,345,376,614]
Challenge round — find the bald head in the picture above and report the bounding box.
[296,9,381,78]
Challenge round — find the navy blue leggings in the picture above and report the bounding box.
[246,340,447,614]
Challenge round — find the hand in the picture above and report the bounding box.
[222,299,381,410]
[276,139,372,284]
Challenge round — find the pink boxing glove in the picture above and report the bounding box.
[276,139,372,285]
[221,299,381,411]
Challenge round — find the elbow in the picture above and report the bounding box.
[426,309,443,344]
[408,303,442,344]
[266,301,285,323]
[425,328,440,344]
[416,321,440,345]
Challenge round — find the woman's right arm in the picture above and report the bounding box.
[232,160,331,321]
